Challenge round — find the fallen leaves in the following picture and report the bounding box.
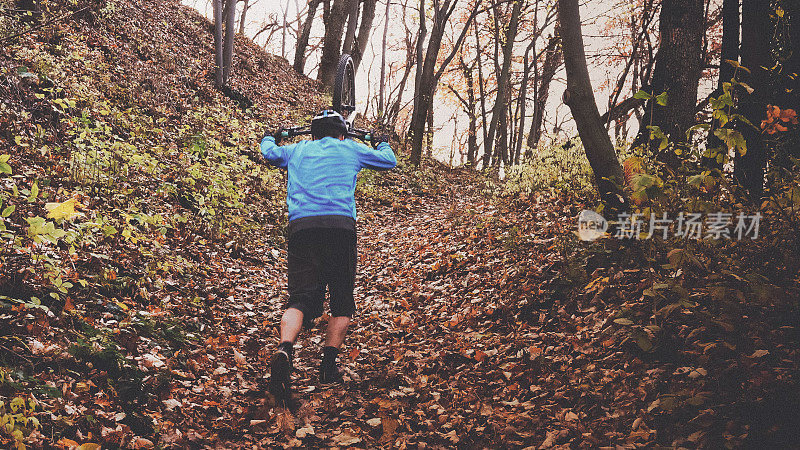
[332,432,361,446]
[139,353,165,370]
[45,197,85,221]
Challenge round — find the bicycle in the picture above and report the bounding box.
[271,53,382,145]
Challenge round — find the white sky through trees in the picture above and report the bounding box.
[183,0,720,166]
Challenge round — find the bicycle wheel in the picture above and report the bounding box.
[332,53,356,118]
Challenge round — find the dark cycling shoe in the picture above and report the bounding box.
[319,364,345,385]
[270,350,292,394]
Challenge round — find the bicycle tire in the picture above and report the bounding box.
[332,53,356,118]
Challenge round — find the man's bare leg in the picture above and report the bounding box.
[325,316,350,348]
[271,308,304,394]
[280,307,304,344]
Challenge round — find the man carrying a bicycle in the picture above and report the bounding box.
[260,110,396,391]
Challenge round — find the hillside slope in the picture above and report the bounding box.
[1,0,330,447]
[1,0,327,294]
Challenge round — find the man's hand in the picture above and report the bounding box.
[269,128,286,145]
[372,135,389,149]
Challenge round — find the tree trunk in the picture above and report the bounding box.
[238,0,249,34]
[507,96,516,164]
[719,0,740,87]
[377,0,390,120]
[409,76,433,165]
[484,0,522,168]
[409,0,480,165]
[632,0,704,168]
[558,0,628,212]
[735,1,771,201]
[294,0,322,74]
[475,22,491,169]
[318,0,349,88]
[281,1,291,59]
[426,105,434,158]
[342,0,360,59]
[527,35,561,151]
[352,0,377,71]
[222,0,237,83]
[213,0,224,86]
[409,0,429,166]
[704,0,739,170]
[515,40,536,164]
[491,88,510,166]
[465,61,478,166]
[475,23,490,168]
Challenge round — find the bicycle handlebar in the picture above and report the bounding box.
[276,126,381,143]
[348,128,375,142]
[280,126,312,139]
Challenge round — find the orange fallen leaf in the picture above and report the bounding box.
[348,347,360,361]
[57,438,79,449]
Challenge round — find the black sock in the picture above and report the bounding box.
[322,346,339,370]
[278,341,294,360]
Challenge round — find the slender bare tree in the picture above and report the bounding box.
[294,0,322,74]
[352,0,378,71]
[484,0,522,168]
[213,0,237,87]
[409,0,481,165]
[377,0,391,120]
[558,0,627,211]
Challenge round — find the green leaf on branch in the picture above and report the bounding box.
[713,128,747,156]
[656,92,668,106]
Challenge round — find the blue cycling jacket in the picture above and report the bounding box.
[260,136,397,221]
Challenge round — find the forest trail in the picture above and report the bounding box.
[192,184,536,448]
[180,181,626,449]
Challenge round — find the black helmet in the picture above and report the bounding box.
[311,110,348,139]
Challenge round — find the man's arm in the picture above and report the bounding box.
[356,141,397,171]
[260,136,292,168]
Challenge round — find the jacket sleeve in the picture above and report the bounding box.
[356,141,397,171]
[260,136,292,168]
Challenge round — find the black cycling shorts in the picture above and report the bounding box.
[287,228,357,321]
